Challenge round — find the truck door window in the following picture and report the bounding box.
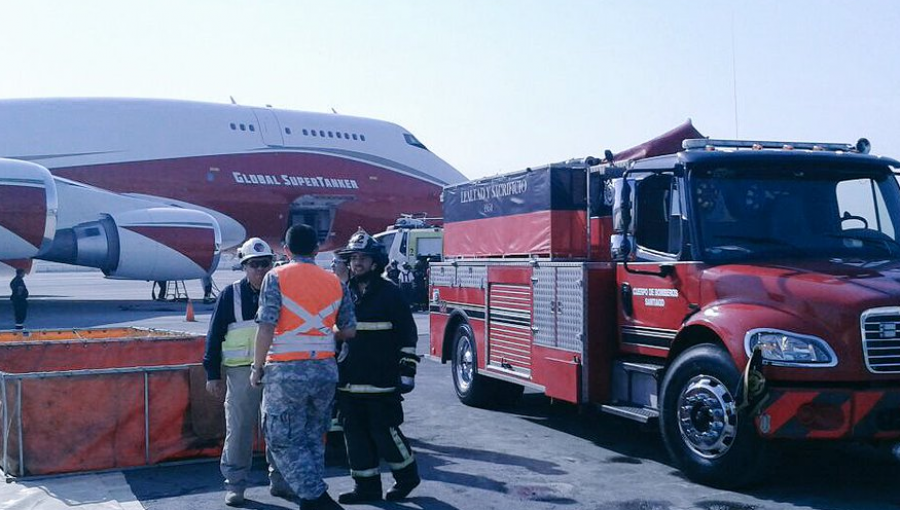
[836,178,896,238]
[375,232,396,252]
[399,232,408,256]
[634,174,678,259]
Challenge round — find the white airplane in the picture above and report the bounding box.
[0,98,465,282]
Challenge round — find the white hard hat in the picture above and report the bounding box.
[237,237,274,263]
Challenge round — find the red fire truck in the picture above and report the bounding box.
[428,137,900,487]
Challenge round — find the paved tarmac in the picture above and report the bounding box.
[2,269,900,510]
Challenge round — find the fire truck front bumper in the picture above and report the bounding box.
[755,387,900,439]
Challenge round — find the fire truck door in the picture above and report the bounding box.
[616,174,696,353]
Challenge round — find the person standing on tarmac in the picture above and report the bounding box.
[334,229,421,504]
[386,260,400,285]
[412,257,429,312]
[250,224,356,510]
[398,262,414,309]
[9,269,28,330]
[202,238,292,506]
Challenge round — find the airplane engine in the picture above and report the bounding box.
[0,158,57,259]
[41,207,221,281]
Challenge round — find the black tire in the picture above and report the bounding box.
[659,344,768,488]
[451,323,522,408]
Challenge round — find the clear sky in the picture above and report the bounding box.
[3,1,900,179]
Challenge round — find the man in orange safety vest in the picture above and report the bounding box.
[250,224,356,510]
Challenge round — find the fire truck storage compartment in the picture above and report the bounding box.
[0,328,224,478]
[431,259,617,404]
[442,164,588,258]
[528,263,587,403]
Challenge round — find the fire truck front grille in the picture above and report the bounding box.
[861,307,900,374]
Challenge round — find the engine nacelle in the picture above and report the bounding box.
[42,207,221,281]
[0,158,57,259]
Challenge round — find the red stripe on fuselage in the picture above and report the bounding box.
[51,152,444,251]
[0,259,34,273]
[123,226,216,271]
[0,184,46,248]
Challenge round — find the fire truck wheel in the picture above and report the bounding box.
[451,323,518,408]
[659,343,768,489]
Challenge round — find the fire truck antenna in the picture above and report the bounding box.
[731,6,740,138]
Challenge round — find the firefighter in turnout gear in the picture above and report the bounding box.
[202,237,293,506]
[335,229,421,504]
[251,224,356,510]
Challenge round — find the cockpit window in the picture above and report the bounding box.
[404,133,428,151]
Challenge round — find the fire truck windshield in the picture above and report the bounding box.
[689,162,900,262]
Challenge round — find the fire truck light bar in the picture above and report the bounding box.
[683,138,871,154]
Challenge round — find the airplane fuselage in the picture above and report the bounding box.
[0,98,465,279]
[0,99,465,279]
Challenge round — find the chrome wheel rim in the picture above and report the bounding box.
[677,374,738,459]
[454,333,474,393]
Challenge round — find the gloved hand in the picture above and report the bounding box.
[398,355,420,394]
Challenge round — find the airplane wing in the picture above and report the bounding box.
[0,158,221,280]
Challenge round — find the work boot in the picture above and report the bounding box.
[224,488,245,506]
[385,462,420,501]
[270,482,295,500]
[300,490,344,510]
[269,470,295,500]
[337,476,382,504]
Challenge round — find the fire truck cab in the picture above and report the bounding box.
[428,138,900,487]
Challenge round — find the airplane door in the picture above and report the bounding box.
[291,209,333,243]
[289,195,349,244]
[252,109,284,147]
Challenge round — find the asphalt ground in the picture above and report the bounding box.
[2,269,900,510]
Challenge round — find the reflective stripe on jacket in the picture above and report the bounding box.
[269,262,343,362]
[356,321,393,331]
[222,281,258,367]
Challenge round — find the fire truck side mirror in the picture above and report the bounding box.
[611,178,634,261]
[610,234,632,261]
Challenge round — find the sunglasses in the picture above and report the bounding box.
[245,259,273,269]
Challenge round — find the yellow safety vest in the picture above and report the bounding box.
[221,281,258,367]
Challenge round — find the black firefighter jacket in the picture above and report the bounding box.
[339,276,417,393]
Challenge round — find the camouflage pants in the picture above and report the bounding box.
[220,365,288,492]
[261,359,338,500]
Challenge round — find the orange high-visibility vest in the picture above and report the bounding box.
[268,262,343,362]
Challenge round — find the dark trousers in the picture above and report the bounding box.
[12,299,27,327]
[400,283,414,307]
[337,393,417,481]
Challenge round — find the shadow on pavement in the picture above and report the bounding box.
[499,392,900,510]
